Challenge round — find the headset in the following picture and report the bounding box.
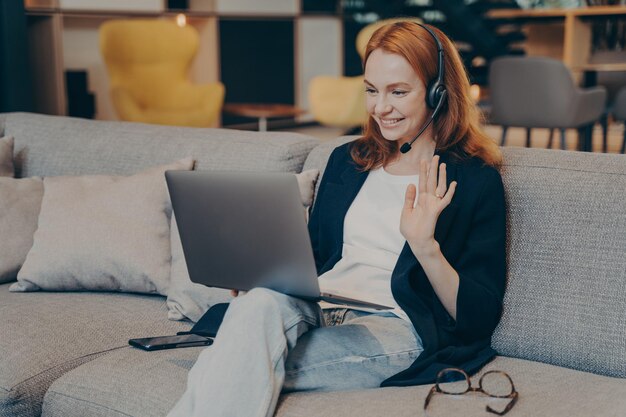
[399,22,448,154]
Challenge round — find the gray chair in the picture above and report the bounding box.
[489,56,607,151]
[611,86,626,153]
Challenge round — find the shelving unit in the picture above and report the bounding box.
[26,12,65,115]
[25,7,222,119]
[23,0,343,126]
[486,5,626,74]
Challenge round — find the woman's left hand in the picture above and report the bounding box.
[400,155,457,258]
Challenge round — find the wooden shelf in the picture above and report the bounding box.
[487,5,626,19]
[572,63,626,72]
[26,9,217,18]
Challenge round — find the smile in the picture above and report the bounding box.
[379,118,404,127]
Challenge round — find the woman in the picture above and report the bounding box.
[169,21,505,417]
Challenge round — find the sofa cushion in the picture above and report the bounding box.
[2,112,319,178]
[0,135,14,177]
[302,136,354,174]
[11,158,193,295]
[0,176,43,283]
[41,351,626,417]
[303,135,353,199]
[492,147,626,379]
[275,356,626,416]
[0,283,191,417]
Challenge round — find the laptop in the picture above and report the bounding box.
[165,170,392,310]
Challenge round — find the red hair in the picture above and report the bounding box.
[351,22,501,170]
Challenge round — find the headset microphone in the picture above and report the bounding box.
[399,89,447,154]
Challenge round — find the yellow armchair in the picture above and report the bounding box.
[308,75,366,128]
[100,19,224,127]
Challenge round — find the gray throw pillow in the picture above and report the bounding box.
[166,169,320,322]
[11,158,194,294]
[0,177,44,283]
[0,136,14,177]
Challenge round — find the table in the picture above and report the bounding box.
[223,103,305,131]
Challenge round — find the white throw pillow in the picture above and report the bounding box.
[0,135,43,284]
[0,177,44,283]
[295,169,319,208]
[0,136,14,177]
[166,169,320,322]
[11,158,194,294]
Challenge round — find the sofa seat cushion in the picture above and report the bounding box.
[42,346,202,417]
[42,348,626,417]
[0,283,191,417]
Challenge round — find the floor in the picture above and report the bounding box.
[289,122,626,154]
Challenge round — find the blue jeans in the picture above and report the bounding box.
[168,288,424,417]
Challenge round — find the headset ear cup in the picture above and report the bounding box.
[426,82,445,109]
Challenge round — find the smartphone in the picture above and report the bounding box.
[129,334,213,351]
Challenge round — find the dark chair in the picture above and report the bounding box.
[489,56,606,151]
[588,51,626,152]
[611,86,626,154]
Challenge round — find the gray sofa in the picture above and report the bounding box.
[1,112,625,417]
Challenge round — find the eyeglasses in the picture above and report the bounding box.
[424,368,518,416]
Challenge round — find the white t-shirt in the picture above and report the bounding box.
[318,166,419,321]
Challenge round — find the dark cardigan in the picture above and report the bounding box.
[307,142,507,386]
